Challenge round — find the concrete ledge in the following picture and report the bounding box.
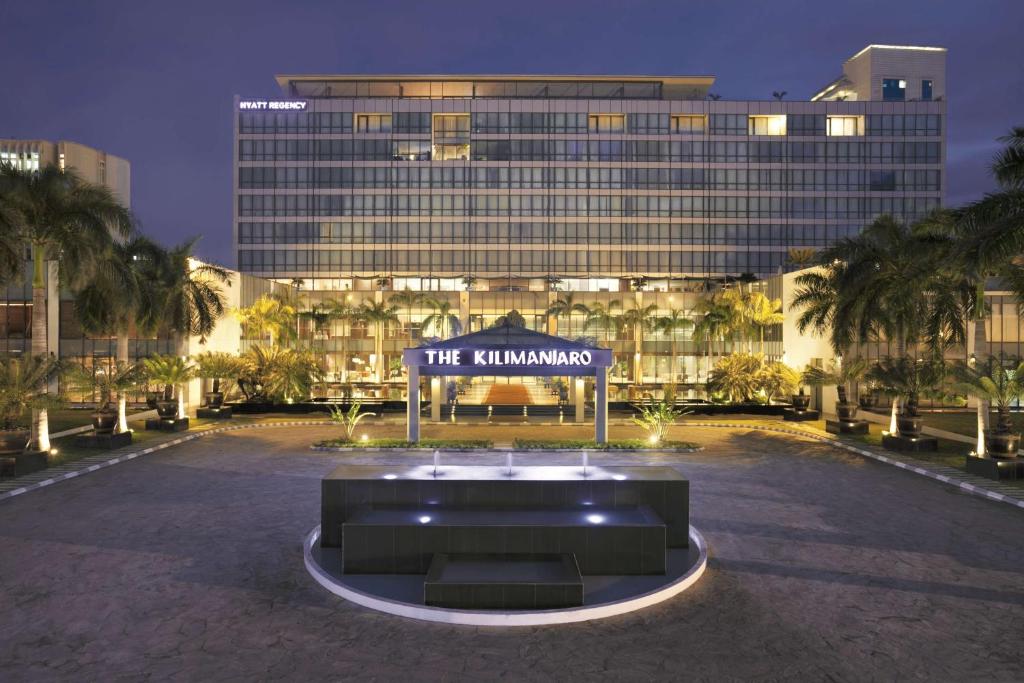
[302,523,708,627]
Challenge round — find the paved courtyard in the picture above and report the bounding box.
[2,424,1023,681]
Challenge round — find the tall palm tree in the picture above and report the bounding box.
[620,303,658,385]
[692,293,737,383]
[235,293,295,347]
[147,238,228,417]
[389,288,426,347]
[359,300,399,382]
[583,300,623,344]
[546,292,589,339]
[746,291,786,355]
[0,164,133,451]
[421,297,461,340]
[652,308,693,383]
[324,299,357,382]
[72,236,163,432]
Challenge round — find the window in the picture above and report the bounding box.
[432,114,470,160]
[826,115,863,136]
[392,140,431,161]
[869,170,896,191]
[355,114,392,132]
[747,115,786,136]
[882,78,906,101]
[671,115,706,134]
[922,79,933,101]
[588,114,625,133]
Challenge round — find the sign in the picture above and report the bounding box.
[425,348,594,367]
[404,345,612,376]
[238,100,308,111]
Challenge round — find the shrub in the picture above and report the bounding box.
[512,438,698,450]
[709,352,800,404]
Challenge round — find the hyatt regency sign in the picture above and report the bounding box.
[238,100,308,111]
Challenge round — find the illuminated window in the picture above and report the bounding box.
[432,114,470,160]
[588,114,625,133]
[882,78,906,101]
[355,114,392,132]
[826,115,864,136]
[671,115,706,134]
[747,115,786,136]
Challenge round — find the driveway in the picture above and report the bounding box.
[1,425,1022,681]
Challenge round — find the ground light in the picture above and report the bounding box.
[648,435,659,445]
[360,434,368,442]
[586,514,605,524]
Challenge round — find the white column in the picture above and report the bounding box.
[595,368,608,444]
[430,376,441,422]
[407,365,420,442]
[575,377,585,423]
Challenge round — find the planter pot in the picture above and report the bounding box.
[858,395,875,409]
[205,392,224,409]
[896,415,923,437]
[0,429,29,455]
[984,430,1021,458]
[836,403,859,421]
[92,409,118,435]
[155,400,178,420]
[791,394,811,410]
[145,392,160,409]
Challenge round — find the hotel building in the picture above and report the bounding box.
[233,44,947,401]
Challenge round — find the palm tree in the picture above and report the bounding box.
[652,308,693,384]
[235,294,295,347]
[746,291,785,355]
[72,236,164,431]
[324,299,357,382]
[692,294,737,383]
[868,356,947,436]
[620,303,658,385]
[949,356,1024,456]
[389,288,426,347]
[359,300,399,382]
[147,239,228,418]
[583,299,623,344]
[0,354,63,452]
[66,361,146,434]
[141,354,196,421]
[0,164,133,451]
[421,297,461,340]
[546,292,590,339]
[802,358,870,407]
[493,309,527,328]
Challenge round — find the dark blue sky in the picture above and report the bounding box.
[2,0,1022,267]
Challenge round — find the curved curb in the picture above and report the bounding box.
[684,421,1024,511]
[302,524,708,627]
[310,445,705,454]
[0,420,331,504]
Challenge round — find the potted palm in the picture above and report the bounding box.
[66,361,146,437]
[949,357,1024,458]
[142,354,195,424]
[868,357,945,443]
[0,354,63,474]
[803,358,869,421]
[193,351,241,411]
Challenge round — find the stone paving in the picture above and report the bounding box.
[1,424,1023,681]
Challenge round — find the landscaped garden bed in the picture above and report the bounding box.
[512,438,700,451]
[313,438,494,450]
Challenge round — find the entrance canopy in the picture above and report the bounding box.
[401,324,612,443]
[403,324,612,377]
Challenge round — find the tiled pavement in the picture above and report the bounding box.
[2,423,1023,680]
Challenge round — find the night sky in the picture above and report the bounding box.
[2,0,1022,267]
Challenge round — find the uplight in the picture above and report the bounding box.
[360,434,369,442]
[418,516,432,524]
[612,474,627,481]
[383,474,397,480]
[648,435,659,445]
[586,514,605,524]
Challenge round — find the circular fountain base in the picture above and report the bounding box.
[303,524,708,626]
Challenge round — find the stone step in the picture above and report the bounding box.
[424,552,584,609]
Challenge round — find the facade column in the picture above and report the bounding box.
[407,365,420,442]
[575,377,585,423]
[595,368,608,444]
[430,376,441,422]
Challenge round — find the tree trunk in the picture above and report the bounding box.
[29,247,50,453]
[976,399,989,456]
[759,327,765,355]
[176,334,188,419]
[889,398,900,435]
[116,331,130,434]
